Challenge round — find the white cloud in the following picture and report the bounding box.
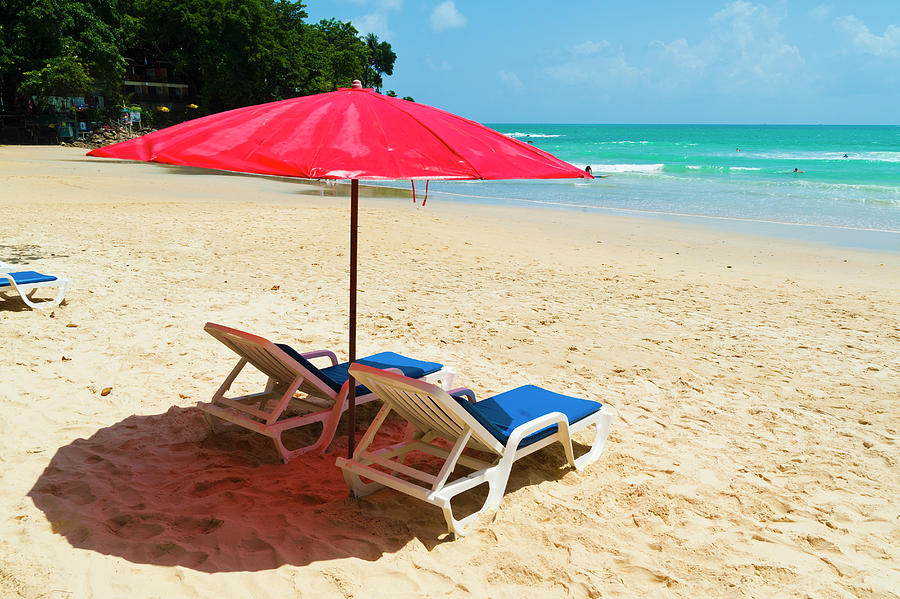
[572,41,611,56]
[430,1,467,32]
[498,70,524,90]
[354,13,392,39]
[340,0,402,7]
[426,57,452,71]
[683,1,803,89]
[542,1,806,99]
[544,41,644,88]
[351,0,403,40]
[651,38,711,73]
[811,4,832,20]
[835,15,900,57]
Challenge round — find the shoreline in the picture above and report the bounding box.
[315,179,900,254]
[2,145,898,598]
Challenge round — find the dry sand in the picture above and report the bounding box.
[1,145,898,598]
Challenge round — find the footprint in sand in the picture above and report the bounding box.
[36,479,97,506]
[190,476,250,497]
[106,514,165,540]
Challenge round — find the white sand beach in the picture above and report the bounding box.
[1,145,898,598]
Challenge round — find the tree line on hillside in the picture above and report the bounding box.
[0,0,404,119]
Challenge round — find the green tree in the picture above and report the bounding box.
[301,18,368,93]
[124,0,288,112]
[362,32,395,92]
[1,0,123,105]
[18,50,93,99]
[0,0,406,121]
[125,1,373,112]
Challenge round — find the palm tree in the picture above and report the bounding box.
[363,33,396,92]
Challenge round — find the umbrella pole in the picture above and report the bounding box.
[348,179,359,458]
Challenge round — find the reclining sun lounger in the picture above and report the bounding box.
[198,322,456,462]
[336,363,614,537]
[0,264,71,309]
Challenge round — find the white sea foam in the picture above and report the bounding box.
[505,132,563,138]
[594,163,664,173]
[731,167,761,171]
[754,151,900,163]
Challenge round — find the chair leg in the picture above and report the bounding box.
[572,408,613,471]
[18,289,47,309]
[52,278,70,306]
[342,469,386,498]
[270,431,320,463]
[18,280,70,309]
[314,383,351,454]
[436,473,504,537]
[201,410,228,434]
[438,411,613,537]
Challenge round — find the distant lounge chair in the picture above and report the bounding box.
[336,363,614,537]
[0,264,71,309]
[198,322,456,462]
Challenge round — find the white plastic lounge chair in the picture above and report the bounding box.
[198,322,456,462]
[336,363,614,537]
[0,263,71,309]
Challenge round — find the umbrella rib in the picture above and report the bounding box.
[305,94,347,179]
[370,93,486,179]
[370,93,583,179]
[244,94,334,178]
[362,95,408,179]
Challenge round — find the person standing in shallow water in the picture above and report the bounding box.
[585,165,592,175]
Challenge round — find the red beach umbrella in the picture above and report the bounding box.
[88,81,591,455]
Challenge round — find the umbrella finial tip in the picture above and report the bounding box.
[351,80,362,89]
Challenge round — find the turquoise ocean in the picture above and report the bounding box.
[377,125,900,251]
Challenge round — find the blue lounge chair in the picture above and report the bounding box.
[337,363,614,537]
[0,265,71,309]
[198,323,456,462]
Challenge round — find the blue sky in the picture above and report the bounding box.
[305,1,900,124]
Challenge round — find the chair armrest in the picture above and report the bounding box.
[505,412,569,450]
[300,349,339,366]
[448,387,477,404]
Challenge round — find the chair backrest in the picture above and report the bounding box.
[349,363,505,454]
[205,322,337,399]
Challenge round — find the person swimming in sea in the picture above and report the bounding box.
[793,167,805,173]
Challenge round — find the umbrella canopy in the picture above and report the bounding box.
[88,82,587,181]
[88,81,590,456]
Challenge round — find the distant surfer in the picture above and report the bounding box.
[843,153,849,158]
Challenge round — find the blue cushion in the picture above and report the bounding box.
[455,385,601,447]
[275,343,332,386]
[275,345,442,396]
[0,271,57,288]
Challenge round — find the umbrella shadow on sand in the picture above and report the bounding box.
[28,405,577,572]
